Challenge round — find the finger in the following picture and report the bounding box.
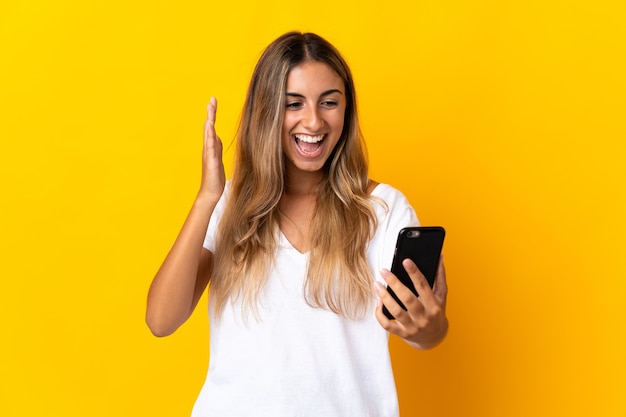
[401,258,437,307]
[204,98,223,158]
[379,269,423,319]
[207,96,217,125]
[374,280,408,324]
[432,256,448,305]
[204,97,218,141]
[373,285,410,336]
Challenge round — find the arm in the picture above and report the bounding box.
[146,97,225,337]
[375,257,449,349]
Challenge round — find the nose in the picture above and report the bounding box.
[302,106,324,131]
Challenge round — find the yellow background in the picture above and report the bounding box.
[1,0,624,416]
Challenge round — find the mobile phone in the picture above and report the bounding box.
[383,226,446,320]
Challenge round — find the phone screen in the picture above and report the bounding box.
[383,226,445,320]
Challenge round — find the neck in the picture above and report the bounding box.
[284,168,324,196]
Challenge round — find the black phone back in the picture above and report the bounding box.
[383,226,445,320]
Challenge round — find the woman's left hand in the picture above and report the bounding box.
[375,258,448,349]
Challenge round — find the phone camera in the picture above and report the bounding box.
[407,230,420,238]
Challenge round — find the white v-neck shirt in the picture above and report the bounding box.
[193,183,419,417]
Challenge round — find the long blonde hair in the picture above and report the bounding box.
[210,32,378,320]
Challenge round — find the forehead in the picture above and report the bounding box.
[286,61,344,93]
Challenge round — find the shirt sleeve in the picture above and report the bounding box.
[369,184,420,275]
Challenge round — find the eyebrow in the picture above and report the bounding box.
[286,89,344,98]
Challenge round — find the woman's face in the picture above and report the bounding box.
[281,60,346,176]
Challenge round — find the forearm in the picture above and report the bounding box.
[146,193,219,336]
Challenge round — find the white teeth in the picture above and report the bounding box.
[294,134,324,143]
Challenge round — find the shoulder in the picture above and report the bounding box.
[370,182,411,206]
[366,182,420,269]
[369,181,420,226]
[366,180,379,195]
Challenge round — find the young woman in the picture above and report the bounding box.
[146,31,448,417]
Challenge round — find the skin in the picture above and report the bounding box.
[280,61,448,349]
[147,62,448,349]
[281,61,346,178]
[145,97,224,337]
[278,61,346,253]
[375,258,448,349]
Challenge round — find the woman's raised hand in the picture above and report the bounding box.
[201,97,226,202]
[146,98,225,337]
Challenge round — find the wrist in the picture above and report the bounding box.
[406,318,449,350]
[194,189,222,208]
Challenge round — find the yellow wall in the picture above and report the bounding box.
[1,1,624,416]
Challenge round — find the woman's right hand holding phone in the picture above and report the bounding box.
[375,258,448,350]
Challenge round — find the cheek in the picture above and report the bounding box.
[281,118,294,150]
[332,110,346,134]
[281,117,290,139]
[282,113,296,135]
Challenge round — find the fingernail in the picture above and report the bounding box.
[403,258,416,271]
[380,268,391,282]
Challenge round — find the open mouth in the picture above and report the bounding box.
[294,134,325,155]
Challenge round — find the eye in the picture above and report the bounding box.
[286,101,303,109]
[321,100,338,108]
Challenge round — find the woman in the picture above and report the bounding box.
[146,31,448,416]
